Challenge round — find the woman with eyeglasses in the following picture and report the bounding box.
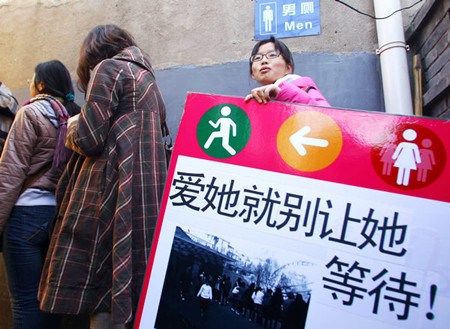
[245,36,330,106]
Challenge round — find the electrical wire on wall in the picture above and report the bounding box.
[335,0,423,19]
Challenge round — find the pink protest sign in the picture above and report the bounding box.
[135,93,450,329]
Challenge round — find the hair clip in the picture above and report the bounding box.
[65,93,75,102]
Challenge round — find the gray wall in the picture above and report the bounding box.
[11,52,383,139]
[154,52,384,137]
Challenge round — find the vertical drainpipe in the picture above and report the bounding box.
[373,0,414,115]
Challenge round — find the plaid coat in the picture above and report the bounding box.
[38,46,168,324]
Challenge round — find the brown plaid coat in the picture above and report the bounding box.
[38,46,168,324]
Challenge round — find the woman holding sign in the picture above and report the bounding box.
[245,36,330,106]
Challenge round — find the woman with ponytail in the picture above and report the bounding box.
[0,60,80,329]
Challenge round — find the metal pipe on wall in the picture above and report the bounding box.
[373,0,414,115]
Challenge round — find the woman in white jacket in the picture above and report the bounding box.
[197,280,213,317]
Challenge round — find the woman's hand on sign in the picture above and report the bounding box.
[245,84,280,104]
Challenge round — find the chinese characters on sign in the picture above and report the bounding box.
[324,256,422,321]
[164,155,445,327]
[169,170,408,258]
[255,0,321,40]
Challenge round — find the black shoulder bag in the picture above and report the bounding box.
[162,122,173,167]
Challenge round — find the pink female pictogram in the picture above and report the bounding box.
[380,144,396,176]
[417,138,436,183]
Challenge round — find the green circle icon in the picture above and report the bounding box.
[197,104,251,158]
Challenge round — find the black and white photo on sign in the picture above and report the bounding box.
[154,224,318,329]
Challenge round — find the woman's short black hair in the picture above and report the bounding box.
[249,36,295,75]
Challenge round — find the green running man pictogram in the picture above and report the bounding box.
[197,104,251,158]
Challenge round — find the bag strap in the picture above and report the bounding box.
[161,122,172,146]
[161,122,173,166]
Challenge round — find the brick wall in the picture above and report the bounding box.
[406,0,450,119]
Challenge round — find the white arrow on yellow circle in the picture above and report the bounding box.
[289,126,329,156]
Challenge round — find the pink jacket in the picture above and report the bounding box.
[274,74,330,107]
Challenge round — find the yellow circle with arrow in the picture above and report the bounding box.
[277,111,343,172]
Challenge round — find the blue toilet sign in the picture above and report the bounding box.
[254,0,321,40]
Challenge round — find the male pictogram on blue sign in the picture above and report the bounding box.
[255,0,321,40]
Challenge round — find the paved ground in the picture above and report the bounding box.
[155,290,281,329]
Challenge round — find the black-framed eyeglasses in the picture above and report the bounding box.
[250,50,281,63]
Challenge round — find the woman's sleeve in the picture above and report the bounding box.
[197,285,203,297]
[0,107,37,231]
[275,77,330,107]
[65,60,121,157]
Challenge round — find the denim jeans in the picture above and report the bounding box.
[2,205,60,329]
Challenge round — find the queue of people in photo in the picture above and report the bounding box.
[189,271,310,328]
[0,25,326,328]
